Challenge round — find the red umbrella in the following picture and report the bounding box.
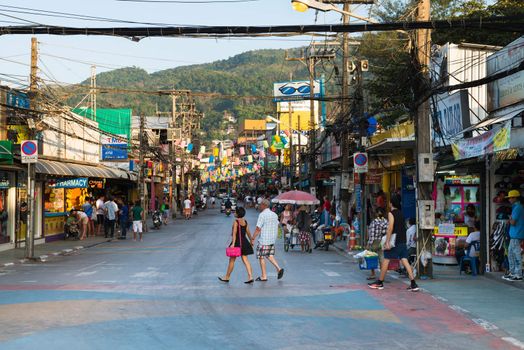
[271,191,320,205]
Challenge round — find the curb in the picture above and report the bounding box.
[1,238,111,268]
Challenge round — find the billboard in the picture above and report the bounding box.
[101,135,128,161]
[273,80,321,102]
[487,37,524,112]
[432,90,470,147]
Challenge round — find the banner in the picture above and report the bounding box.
[451,121,511,160]
[48,178,88,189]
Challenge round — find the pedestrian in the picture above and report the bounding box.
[368,194,419,291]
[211,195,216,208]
[406,217,417,258]
[161,198,170,225]
[118,199,129,240]
[322,196,331,213]
[95,195,105,236]
[82,196,95,238]
[366,207,388,280]
[184,197,192,220]
[296,205,312,252]
[104,196,118,239]
[503,190,524,281]
[132,200,144,241]
[190,194,195,218]
[251,199,284,281]
[72,209,89,240]
[218,207,254,283]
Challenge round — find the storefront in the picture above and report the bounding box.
[433,175,481,264]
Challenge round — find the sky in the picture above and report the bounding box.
[0,0,375,88]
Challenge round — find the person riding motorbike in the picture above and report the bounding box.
[224,198,233,213]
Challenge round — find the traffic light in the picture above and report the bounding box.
[360,60,369,72]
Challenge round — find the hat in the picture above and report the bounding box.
[506,190,521,198]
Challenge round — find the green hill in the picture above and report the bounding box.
[67,48,310,140]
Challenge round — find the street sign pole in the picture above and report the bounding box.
[21,139,38,259]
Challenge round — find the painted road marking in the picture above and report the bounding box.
[322,270,341,277]
[76,271,98,277]
[324,262,343,265]
[472,318,499,331]
[502,337,524,350]
[131,271,167,278]
[21,280,37,283]
[449,305,470,314]
[78,261,107,272]
[94,280,116,283]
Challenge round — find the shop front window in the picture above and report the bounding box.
[44,188,65,213]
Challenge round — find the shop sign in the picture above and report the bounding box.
[451,121,511,160]
[322,179,335,186]
[487,37,524,112]
[88,179,105,189]
[48,178,88,189]
[434,224,469,237]
[6,90,30,109]
[432,90,470,147]
[0,176,9,189]
[444,175,480,185]
[366,171,382,185]
[355,184,362,213]
[101,135,128,161]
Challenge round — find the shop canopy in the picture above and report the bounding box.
[457,105,524,136]
[35,159,136,181]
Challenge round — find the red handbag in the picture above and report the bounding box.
[226,220,242,257]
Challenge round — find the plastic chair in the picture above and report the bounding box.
[459,241,480,276]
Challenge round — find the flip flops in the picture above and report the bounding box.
[277,268,284,280]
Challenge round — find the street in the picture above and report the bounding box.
[0,207,522,350]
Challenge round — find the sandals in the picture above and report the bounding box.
[244,279,254,284]
[255,277,268,282]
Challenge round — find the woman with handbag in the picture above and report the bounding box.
[218,207,254,284]
[368,194,419,292]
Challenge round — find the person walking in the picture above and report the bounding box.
[118,199,129,240]
[95,195,105,236]
[296,205,312,252]
[131,200,145,241]
[368,194,419,291]
[251,199,284,281]
[104,196,118,239]
[218,207,254,283]
[366,207,388,280]
[184,197,192,220]
[504,190,524,281]
[82,196,95,238]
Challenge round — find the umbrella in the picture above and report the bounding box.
[271,191,320,205]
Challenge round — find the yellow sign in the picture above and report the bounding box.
[433,226,469,237]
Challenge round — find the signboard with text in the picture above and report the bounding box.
[48,178,88,189]
[353,152,368,173]
[21,140,38,163]
[101,135,128,161]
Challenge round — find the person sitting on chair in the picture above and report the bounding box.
[455,220,481,273]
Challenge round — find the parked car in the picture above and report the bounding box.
[220,198,237,213]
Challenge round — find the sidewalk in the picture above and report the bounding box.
[332,239,524,347]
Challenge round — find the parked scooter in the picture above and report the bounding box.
[314,225,333,251]
[152,210,162,229]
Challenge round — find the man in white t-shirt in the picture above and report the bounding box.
[95,195,105,236]
[455,220,481,270]
[184,197,192,220]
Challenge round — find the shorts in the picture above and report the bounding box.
[81,216,89,225]
[97,214,105,225]
[132,220,143,233]
[257,244,275,258]
[384,243,409,260]
[162,210,169,218]
[184,208,191,216]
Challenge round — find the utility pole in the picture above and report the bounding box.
[171,93,178,218]
[26,37,38,259]
[414,0,433,278]
[90,65,97,121]
[339,2,351,223]
[307,52,316,196]
[138,114,147,230]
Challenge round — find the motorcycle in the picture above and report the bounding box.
[200,200,207,210]
[314,225,333,251]
[225,208,232,217]
[152,210,162,229]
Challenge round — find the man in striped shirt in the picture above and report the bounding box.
[251,199,284,281]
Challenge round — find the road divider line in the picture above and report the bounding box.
[322,270,341,277]
[502,337,524,349]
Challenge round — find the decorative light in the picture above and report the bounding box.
[291,1,309,12]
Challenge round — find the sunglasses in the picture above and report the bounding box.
[278,85,311,95]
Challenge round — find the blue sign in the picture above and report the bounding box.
[102,144,128,160]
[273,80,321,102]
[49,178,88,189]
[401,168,416,220]
[355,184,362,213]
[6,91,30,109]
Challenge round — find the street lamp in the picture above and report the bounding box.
[291,0,377,24]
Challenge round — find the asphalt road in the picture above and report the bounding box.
[0,207,520,350]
